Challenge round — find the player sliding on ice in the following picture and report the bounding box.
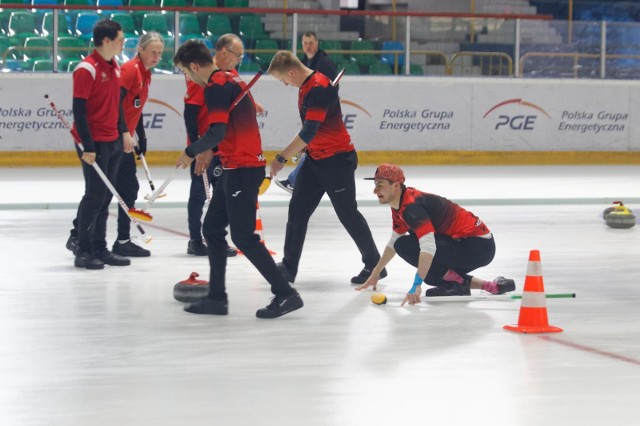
[355,164,516,305]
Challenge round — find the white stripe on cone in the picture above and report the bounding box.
[526,260,542,277]
[520,291,547,308]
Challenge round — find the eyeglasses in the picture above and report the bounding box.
[225,47,245,60]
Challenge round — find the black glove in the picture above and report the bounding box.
[135,137,147,157]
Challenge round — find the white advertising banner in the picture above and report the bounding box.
[0,74,638,152]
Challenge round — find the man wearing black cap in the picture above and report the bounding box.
[356,163,515,303]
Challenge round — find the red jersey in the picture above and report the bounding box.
[392,187,490,240]
[204,69,265,168]
[298,71,353,160]
[120,56,151,135]
[184,77,209,145]
[72,50,121,142]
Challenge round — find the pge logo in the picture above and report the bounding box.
[483,98,551,130]
[340,99,371,130]
[143,98,182,129]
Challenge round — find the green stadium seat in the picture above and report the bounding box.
[224,0,248,7]
[205,14,231,42]
[160,0,186,30]
[350,39,378,68]
[237,60,261,73]
[22,36,51,69]
[142,13,171,37]
[0,0,22,36]
[320,40,344,63]
[57,35,86,70]
[337,61,360,75]
[161,0,185,7]
[161,36,174,63]
[8,11,39,45]
[285,39,305,59]
[253,38,277,68]
[401,63,424,75]
[66,58,82,71]
[63,0,90,27]
[40,12,72,39]
[0,34,21,69]
[368,61,392,75]
[193,0,219,30]
[238,14,268,42]
[128,0,156,28]
[179,13,203,42]
[110,13,139,38]
[32,58,53,71]
[225,0,249,27]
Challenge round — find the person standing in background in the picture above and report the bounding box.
[112,32,164,258]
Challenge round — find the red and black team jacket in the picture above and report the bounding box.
[392,187,491,241]
[204,69,265,169]
[298,71,353,160]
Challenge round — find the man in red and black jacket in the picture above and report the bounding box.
[183,77,238,258]
[267,50,383,286]
[67,19,135,270]
[174,37,303,319]
[356,164,516,304]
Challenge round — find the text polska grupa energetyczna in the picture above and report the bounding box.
[379,109,453,132]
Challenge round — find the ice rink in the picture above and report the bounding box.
[1,164,640,426]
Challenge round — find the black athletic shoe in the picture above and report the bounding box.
[184,298,228,315]
[96,249,131,266]
[425,280,471,297]
[350,267,387,285]
[112,240,150,257]
[276,262,295,283]
[66,235,78,255]
[494,276,516,294]
[74,251,104,270]
[274,179,294,194]
[187,239,208,256]
[226,246,238,257]
[256,289,303,319]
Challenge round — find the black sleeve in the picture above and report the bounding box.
[118,87,129,135]
[72,97,94,152]
[135,117,147,155]
[184,123,227,158]
[318,56,338,81]
[298,119,321,144]
[183,103,200,145]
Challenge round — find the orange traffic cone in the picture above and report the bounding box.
[238,202,276,256]
[504,250,563,334]
[255,201,276,255]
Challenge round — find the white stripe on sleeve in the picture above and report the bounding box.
[386,231,403,250]
[418,233,436,256]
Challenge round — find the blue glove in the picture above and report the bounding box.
[409,272,423,294]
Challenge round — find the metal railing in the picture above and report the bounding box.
[3,5,640,79]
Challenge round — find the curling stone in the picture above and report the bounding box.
[605,202,636,229]
[603,201,632,220]
[173,272,209,303]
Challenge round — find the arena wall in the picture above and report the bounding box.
[2,74,640,165]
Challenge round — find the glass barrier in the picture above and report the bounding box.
[3,5,640,79]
